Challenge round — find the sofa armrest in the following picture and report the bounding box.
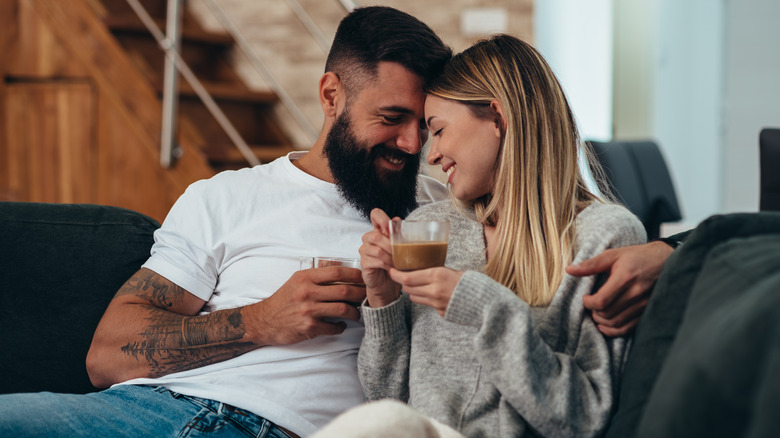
[606,211,780,438]
[0,202,159,394]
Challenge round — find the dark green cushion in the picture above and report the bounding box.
[0,202,159,394]
[605,212,780,438]
[637,234,780,437]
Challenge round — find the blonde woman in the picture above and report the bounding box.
[316,35,646,438]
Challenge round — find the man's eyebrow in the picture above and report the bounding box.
[377,106,415,115]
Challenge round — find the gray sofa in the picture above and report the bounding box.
[1,201,778,437]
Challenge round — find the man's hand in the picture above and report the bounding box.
[88,266,366,388]
[566,241,674,336]
[247,266,367,346]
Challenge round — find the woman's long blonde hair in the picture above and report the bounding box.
[426,34,607,306]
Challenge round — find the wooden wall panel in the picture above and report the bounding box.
[0,0,216,222]
[31,0,215,222]
[4,81,96,204]
[9,0,88,78]
[95,91,176,221]
[0,0,20,201]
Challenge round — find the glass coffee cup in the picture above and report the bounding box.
[389,219,449,271]
[299,256,364,286]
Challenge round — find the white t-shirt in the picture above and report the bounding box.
[123,152,447,436]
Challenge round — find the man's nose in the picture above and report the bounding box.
[395,122,423,155]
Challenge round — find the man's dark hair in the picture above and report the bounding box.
[325,6,452,100]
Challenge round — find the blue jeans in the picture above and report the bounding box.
[0,385,297,437]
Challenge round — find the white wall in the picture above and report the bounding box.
[652,0,725,228]
[723,0,780,213]
[537,0,780,232]
[534,0,613,141]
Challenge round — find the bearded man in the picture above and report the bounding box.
[0,6,451,438]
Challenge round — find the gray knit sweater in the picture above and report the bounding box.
[358,201,646,437]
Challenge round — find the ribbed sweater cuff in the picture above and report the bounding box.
[445,270,493,328]
[361,294,408,338]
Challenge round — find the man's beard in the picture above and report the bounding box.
[323,111,421,219]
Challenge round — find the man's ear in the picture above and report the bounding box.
[320,72,343,118]
[490,99,507,136]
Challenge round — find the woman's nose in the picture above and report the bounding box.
[427,143,442,166]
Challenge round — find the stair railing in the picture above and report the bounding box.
[126,0,260,167]
[198,0,361,143]
[126,0,360,168]
[201,0,320,143]
[159,0,183,168]
[282,0,360,51]
[283,0,330,52]
[338,0,360,12]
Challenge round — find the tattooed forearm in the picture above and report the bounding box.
[114,269,256,378]
[121,306,255,378]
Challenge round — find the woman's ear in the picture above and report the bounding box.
[490,99,507,136]
[319,72,343,118]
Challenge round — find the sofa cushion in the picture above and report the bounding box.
[636,234,780,437]
[0,202,159,394]
[605,212,780,438]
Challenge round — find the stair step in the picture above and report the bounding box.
[202,144,296,165]
[103,15,233,46]
[160,81,279,104]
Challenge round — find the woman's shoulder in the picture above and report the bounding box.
[578,201,638,225]
[407,199,467,221]
[577,201,647,243]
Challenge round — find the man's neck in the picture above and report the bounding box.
[291,141,335,183]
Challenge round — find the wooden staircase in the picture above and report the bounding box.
[0,0,297,222]
[97,0,295,171]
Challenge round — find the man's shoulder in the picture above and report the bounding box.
[189,157,290,192]
[416,174,448,205]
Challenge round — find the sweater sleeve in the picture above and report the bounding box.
[357,293,413,402]
[445,206,645,437]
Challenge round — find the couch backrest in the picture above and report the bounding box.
[605,212,780,438]
[0,202,159,394]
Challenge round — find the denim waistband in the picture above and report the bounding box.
[153,387,299,438]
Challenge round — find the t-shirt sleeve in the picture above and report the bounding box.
[142,181,219,301]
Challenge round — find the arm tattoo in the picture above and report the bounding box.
[118,270,255,377]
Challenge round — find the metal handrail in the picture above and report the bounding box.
[338,0,359,12]
[126,0,360,167]
[159,0,183,168]
[126,0,260,167]
[284,0,330,52]
[201,0,319,142]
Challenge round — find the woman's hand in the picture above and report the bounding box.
[359,209,402,308]
[389,267,464,317]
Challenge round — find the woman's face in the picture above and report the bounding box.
[425,95,503,201]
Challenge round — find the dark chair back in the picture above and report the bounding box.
[760,128,780,212]
[589,140,682,240]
